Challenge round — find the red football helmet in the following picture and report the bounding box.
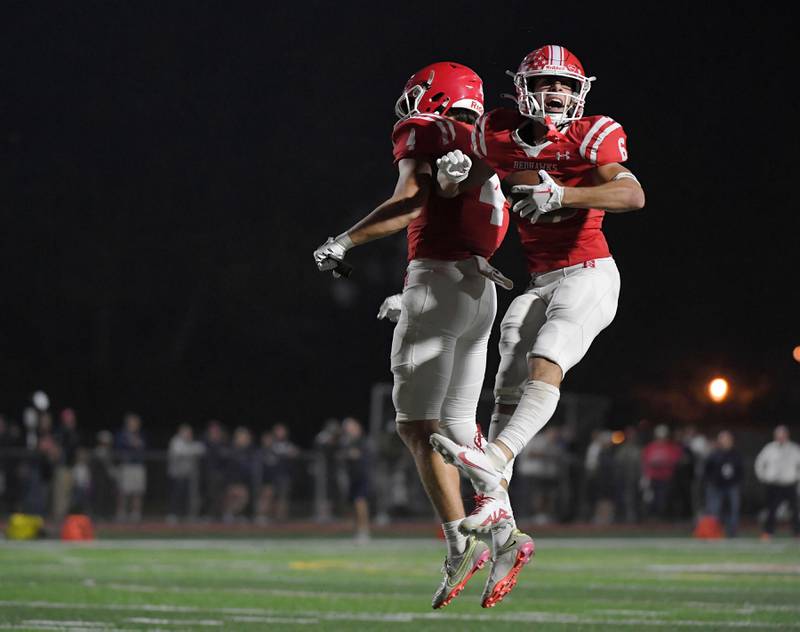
[513,45,595,126]
[394,62,484,120]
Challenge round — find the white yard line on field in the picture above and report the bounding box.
[0,624,136,632]
[4,536,796,553]
[1,600,799,628]
[587,582,800,595]
[228,616,318,625]
[648,563,800,574]
[124,617,222,626]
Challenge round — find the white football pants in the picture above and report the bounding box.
[392,257,497,446]
[494,257,620,405]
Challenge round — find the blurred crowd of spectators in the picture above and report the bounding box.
[1,402,798,539]
[0,406,372,536]
[503,421,799,538]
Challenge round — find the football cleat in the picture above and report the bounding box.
[429,433,504,492]
[431,535,490,609]
[460,493,514,534]
[481,529,535,608]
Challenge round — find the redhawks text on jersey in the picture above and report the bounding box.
[472,108,629,273]
[392,114,509,262]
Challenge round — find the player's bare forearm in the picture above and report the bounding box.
[346,165,432,245]
[347,194,426,244]
[562,179,645,212]
[560,162,645,212]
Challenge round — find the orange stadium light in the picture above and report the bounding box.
[611,431,625,445]
[793,345,800,363]
[707,377,729,403]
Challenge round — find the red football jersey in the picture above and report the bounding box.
[473,108,629,273]
[392,114,509,262]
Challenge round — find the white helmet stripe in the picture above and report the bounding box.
[553,45,563,66]
[579,116,612,160]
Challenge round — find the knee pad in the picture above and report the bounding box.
[529,319,583,375]
[438,418,483,449]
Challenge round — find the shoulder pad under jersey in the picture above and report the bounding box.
[570,115,629,165]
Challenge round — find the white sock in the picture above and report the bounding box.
[492,521,515,551]
[482,443,506,472]
[490,411,515,483]
[442,519,467,558]
[495,380,560,458]
[488,488,516,551]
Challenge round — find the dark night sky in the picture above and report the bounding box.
[1,2,797,445]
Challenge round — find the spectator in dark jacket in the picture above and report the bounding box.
[223,427,255,522]
[270,423,299,522]
[115,413,147,522]
[704,430,744,537]
[200,420,229,520]
[340,417,371,541]
[52,408,81,522]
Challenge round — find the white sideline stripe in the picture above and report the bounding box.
[22,623,105,628]
[124,618,222,626]
[3,625,137,632]
[588,583,800,595]
[649,563,800,574]
[98,583,800,604]
[0,621,120,632]
[106,582,411,600]
[686,602,800,614]
[6,536,795,553]
[18,624,113,632]
[1,602,798,628]
[230,616,318,625]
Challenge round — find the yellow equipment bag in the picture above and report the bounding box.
[5,513,45,540]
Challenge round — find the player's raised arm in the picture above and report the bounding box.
[312,159,431,273]
[435,150,495,198]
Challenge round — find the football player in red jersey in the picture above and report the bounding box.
[430,45,645,607]
[313,62,524,608]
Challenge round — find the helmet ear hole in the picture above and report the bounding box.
[396,62,484,120]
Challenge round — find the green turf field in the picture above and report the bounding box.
[1,537,799,630]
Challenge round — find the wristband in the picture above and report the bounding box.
[335,232,354,250]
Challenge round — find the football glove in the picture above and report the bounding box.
[313,233,353,276]
[436,149,472,184]
[511,170,564,224]
[376,293,403,322]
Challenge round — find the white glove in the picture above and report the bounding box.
[313,232,353,272]
[511,170,564,224]
[376,293,403,322]
[436,149,472,184]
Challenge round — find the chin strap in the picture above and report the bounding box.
[542,116,564,142]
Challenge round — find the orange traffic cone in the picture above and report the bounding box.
[693,514,723,539]
[61,514,95,541]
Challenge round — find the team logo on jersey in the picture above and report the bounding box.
[556,151,571,161]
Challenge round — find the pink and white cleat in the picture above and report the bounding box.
[429,433,504,492]
[481,529,535,608]
[460,493,514,534]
